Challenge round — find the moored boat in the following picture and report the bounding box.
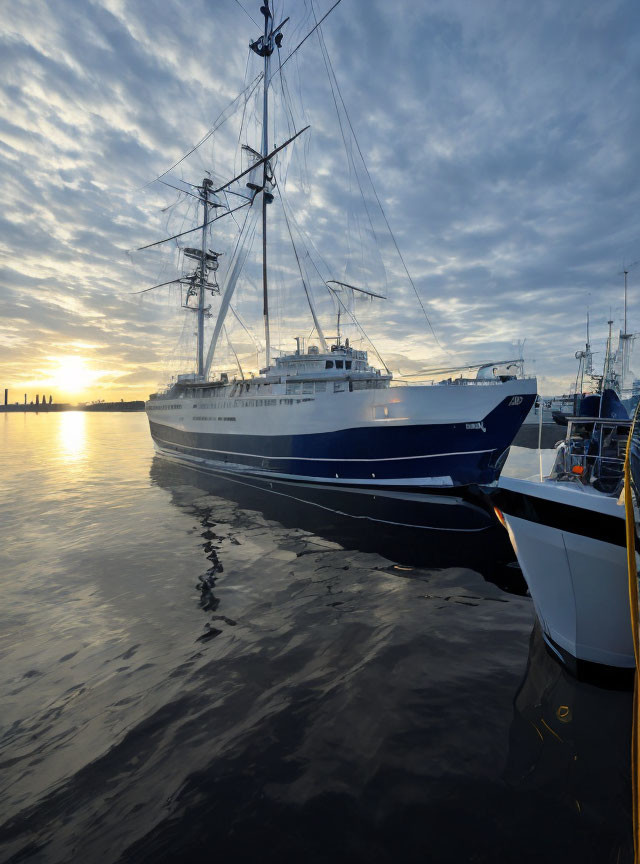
[139,1,537,523]
[492,390,637,672]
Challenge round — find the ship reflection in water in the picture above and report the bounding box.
[149,456,524,590]
[148,455,633,863]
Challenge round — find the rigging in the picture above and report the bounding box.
[311,1,447,354]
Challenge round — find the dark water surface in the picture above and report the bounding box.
[0,413,632,862]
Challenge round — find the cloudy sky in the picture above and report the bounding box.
[1,0,639,403]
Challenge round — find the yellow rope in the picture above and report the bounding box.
[624,433,640,862]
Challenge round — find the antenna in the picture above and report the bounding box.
[587,306,589,348]
[618,259,640,335]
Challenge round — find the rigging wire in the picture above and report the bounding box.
[311,1,448,356]
[273,0,343,75]
[278,186,326,349]
[136,200,252,251]
[140,74,264,189]
[229,303,262,362]
[329,286,391,374]
[279,186,390,372]
[234,48,255,181]
[312,12,385,297]
[158,179,205,202]
[232,0,259,28]
[224,324,246,379]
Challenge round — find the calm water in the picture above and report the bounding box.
[0,412,632,863]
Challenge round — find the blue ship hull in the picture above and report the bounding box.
[149,392,535,488]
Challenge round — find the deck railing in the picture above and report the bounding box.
[550,416,632,493]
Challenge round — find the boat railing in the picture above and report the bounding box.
[393,378,526,387]
[550,416,632,493]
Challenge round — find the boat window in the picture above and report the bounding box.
[286,382,302,395]
[334,382,345,393]
[345,361,352,370]
[325,361,334,369]
[335,360,343,369]
[302,382,314,394]
[315,382,326,393]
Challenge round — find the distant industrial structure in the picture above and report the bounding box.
[1,388,144,412]
[1,389,64,412]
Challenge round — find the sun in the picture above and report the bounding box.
[48,356,101,394]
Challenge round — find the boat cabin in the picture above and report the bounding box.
[149,341,391,401]
[550,416,632,495]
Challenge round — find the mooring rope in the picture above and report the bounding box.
[624,406,640,862]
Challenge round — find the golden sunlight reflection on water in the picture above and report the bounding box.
[57,410,87,463]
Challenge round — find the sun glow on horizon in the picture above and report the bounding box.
[43,356,105,397]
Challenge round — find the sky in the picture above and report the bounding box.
[1,0,639,403]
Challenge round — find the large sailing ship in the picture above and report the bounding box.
[140,2,537,513]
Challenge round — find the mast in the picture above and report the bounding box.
[620,267,630,396]
[586,309,590,351]
[617,261,640,396]
[604,317,614,390]
[584,309,592,379]
[250,2,287,370]
[197,178,212,378]
[261,4,271,369]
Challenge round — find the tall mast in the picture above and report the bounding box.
[197,178,212,378]
[250,2,286,369]
[261,3,271,368]
[624,267,628,335]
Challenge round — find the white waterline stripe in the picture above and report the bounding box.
[157,452,490,533]
[151,432,492,463]
[154,445,455,487]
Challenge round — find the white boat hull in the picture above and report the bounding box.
[494,477,635,669]
[146,378,537,489]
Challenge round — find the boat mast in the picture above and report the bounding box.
[248,2,276,368]
[603,316,614,390]
[261,3,271,368]
[249,3,287,369]
[197,178,212,378]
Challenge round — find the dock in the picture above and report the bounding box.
[513,423,564,449]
